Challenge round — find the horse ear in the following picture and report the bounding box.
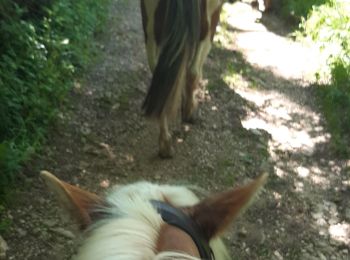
[188,173,268,240]
[40,170,104,230]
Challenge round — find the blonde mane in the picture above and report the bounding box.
[73,182,229,260]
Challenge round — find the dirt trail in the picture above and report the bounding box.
[3,1,349,259]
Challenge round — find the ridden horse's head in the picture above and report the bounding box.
[41,171,267,259]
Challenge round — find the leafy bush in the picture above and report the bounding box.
[0,204,12,234]
[298,0,350,155]
[0,0,109,202]
[279,0,329,22]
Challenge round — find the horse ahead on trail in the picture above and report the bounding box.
[41,171,267,259]
[141,0,234,158]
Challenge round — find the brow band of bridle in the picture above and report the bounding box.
[150,200,214,260]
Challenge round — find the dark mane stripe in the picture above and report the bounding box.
[142,0,201,118]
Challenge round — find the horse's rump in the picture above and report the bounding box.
[141,0,227,157]
[142,0,201,118]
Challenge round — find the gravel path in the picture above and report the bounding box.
[2,1,349,259]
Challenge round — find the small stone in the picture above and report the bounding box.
[107,77,114,83]
[273,250,283,260]
[329,239,342,246]
[42,219,56,227]
[301,252,318,260]
[38,197,46,204]
[318,229,327,237]
[318,252,327,260]
[251,129,263,136]
[316,240,328,248]
[341,249,348,255]
[112,103,120,110]
[238,227,248,238]
[311,211,323,220]
[50,227,75,239]
[345,208,350,220]
[17,228,27,237]
[0,236,8,260]
[316,217,327,226]
[100,179,110,188]
[328,217,339,225]
[257,231,266,244]
[306,243,314,252]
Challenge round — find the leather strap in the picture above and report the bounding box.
[151,200,214,259]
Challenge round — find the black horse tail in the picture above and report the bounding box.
[142,0,201,118]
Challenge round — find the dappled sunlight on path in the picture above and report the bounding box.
[223,2,323,82]
[221,2,349,258]
[235,86,330,154]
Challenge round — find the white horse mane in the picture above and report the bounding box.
[73,181,229,260]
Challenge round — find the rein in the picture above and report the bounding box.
[151,200,214,260]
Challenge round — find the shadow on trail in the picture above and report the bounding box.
[259,14,294,37]
[210,43,318,129]
[208,30,349,257]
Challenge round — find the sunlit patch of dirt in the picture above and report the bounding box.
[222,2,325,83]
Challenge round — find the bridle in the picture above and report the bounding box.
[151,200,214,259]
[151,200,214,260]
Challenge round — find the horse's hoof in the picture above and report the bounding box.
[182,115,196,124]
[182,109,198,124]
[159,147,174,159]
[181,102,198,124]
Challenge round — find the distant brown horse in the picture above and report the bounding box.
[140,0,234,158]
[41,170,267,259]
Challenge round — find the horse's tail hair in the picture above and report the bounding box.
[142,0,201,118]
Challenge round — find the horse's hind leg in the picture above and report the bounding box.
[159,114,173,158]
[182,37,212,123]
[182,72,200,123]
[182,3,223,123]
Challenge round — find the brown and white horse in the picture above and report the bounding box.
[41,171,267,259]
[140,0,234,158]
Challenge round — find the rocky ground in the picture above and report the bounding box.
[1,1,349,259]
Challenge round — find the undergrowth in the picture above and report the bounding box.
[279,0,328,23]
[298,0,350,156]
[280,0,350,155]
[0,0,110,206]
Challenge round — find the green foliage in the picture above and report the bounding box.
[280,0,329,22]
[297,0,350,155]
[0,204,12,234]
[0,0,109,203]
[318,85,350,155]
[331,59,350,91]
